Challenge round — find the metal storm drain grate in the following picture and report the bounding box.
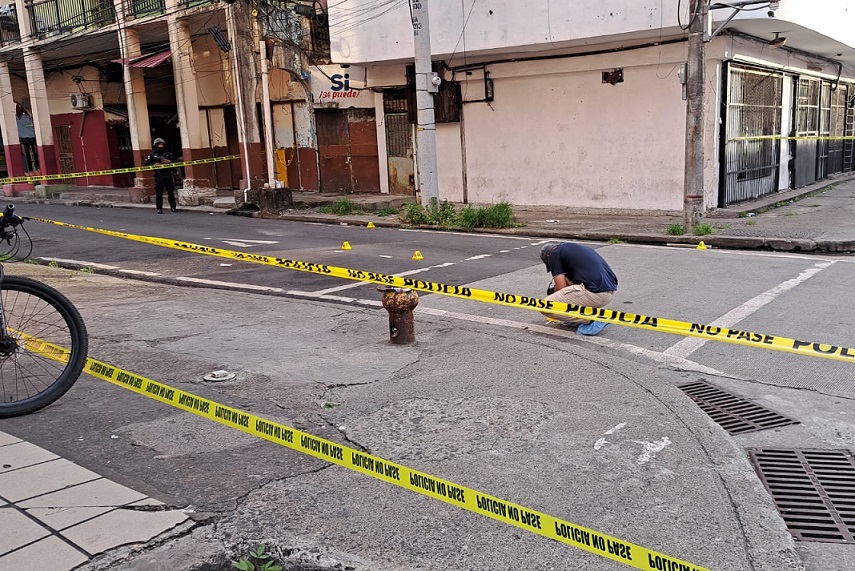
[749,449,855,543]
[678,381,799,435]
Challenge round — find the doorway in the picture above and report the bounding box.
[383,89,415,195]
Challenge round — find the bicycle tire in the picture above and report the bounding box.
[0,275,88,418]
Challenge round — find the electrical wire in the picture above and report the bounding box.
[448,0,477,65]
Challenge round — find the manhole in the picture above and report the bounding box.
[678,381,799,434]
[749,449,855,543]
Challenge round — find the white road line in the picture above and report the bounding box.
[39,257,119,270]
[664,260,836,359]
[465,254,492,261]
[223,239,279,244]
[176,277,285,293]
[312,282,370,294]
[310,265,448,295]
[221,239,279,248]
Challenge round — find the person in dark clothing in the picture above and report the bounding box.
[539,241,618,336]
[144,138,177,214]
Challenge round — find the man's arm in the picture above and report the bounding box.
[552,274,570,290]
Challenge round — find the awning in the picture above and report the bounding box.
[111,50,172,68]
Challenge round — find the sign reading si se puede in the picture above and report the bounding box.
[311,65,374,107]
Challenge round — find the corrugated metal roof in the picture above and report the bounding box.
[111,50,172,68]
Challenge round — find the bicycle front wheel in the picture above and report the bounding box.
[0,275,88,418]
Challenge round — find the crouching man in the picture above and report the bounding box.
[539,242,618,336]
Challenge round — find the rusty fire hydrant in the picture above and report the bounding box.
[378,286,419,344]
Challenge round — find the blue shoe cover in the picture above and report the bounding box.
[576,320,609,336]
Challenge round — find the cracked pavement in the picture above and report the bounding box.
[0,258,843,571]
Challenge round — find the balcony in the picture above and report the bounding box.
[27,0,115,38]
[0,4,21,46]
[125,0,164,19]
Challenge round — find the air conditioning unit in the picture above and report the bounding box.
[70,93,93,110]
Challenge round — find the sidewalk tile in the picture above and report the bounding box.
[61,508,189,554]
[0,459,99,502]
[0,506,50,555]
[0,441,59,473]
[26,506,113,531]
[0,431,22,447]
[20,477,146,509]
[0,535,88,570]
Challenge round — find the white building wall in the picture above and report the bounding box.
[450,44,704,211]
[330,0,855,64]
[437,122,463,202]
[330,0,679,63]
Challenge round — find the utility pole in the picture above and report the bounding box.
[410,0,440,205]
[226,1,259,193]
[683,0,708,233]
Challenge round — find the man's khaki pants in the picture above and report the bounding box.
[542,284,615,325]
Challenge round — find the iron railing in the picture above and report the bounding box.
[124,0,164,18]
[721,66,782,205]
[0,4,21,45]
[27,0,115,37]
[0,4,21,46]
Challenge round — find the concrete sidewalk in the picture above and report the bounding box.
[0,430,190,570]
[8,173,855,253]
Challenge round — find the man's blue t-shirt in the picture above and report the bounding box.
[546,243,618,293]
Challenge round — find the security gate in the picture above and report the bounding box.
[721,66,783,206]
[845,92,855,173]
[793,77,821,188]
[827,85,848,175]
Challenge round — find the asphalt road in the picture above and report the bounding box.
[19,204,553,296]
[2,204,854,571]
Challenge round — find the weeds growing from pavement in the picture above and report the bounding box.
[458,202,516,229]
[231,544,282,571]
[747,219,757,225]
[375,207,400,217]
[319,199,355,216]
[666,224,684,236]
[608,238,624,244]
[402,199,517,229]
[785,211,798,216]
[693,223,714,236]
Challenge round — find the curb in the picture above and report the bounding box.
[8,196,854,254]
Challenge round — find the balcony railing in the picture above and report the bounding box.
[0,4,21,46]
[125,0,164,19]
[27,0,115,38]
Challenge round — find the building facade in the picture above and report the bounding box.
[327,0,855,213]
[0,0,331,203]
[1,1,853,213]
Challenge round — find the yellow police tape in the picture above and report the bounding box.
[26,217,855,364]
[733,135,855,141]
[0,155,239,184]
[18,326,707,571]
